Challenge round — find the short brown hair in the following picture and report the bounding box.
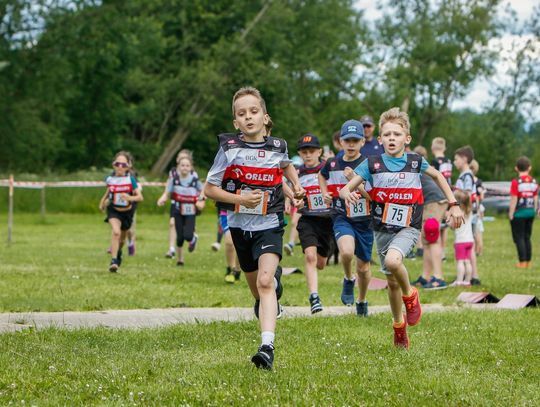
[455,145,474,164]
[379,107,410,135]
[516,156,531,172]
[232,87,273,134]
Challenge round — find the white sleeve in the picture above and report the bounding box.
[280,146,292,168]
[206,147,229,186]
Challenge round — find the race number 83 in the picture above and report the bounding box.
[346,198,369,218]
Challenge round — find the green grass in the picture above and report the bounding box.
[0,213,539,312]
[0,310,538,405]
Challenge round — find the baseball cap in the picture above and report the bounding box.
[423,218,440,244]
[360,115,375,126]
[340,119,364,140]
[297,133,321,150]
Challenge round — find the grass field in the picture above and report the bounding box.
[0,213,539,405]
[0,311,538,405]
[0,213,539,312]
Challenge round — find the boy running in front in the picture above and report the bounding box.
[204,87,303,370]
[319,120,373,316]
[340,108,463,348]
[295,134,334,314]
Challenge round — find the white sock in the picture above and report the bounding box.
[169,246,175,253]
[288,241,294,246]
[128,239,133,246]
[261,331,275,346]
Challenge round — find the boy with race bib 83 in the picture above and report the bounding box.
[319,120,374,316]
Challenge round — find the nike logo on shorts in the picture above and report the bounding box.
[261,244,274,250]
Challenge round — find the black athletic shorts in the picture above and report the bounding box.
[106,206,135,231]
[297,215,334,258]
[229,226,284,273]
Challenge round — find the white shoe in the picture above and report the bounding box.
[211,242,221,252]
[284,243,294,256]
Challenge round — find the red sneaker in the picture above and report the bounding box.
[393,317,409,349]
[402,286,422,326]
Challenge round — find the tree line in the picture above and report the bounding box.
[1,0,539,180]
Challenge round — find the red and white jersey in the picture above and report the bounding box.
[511,175,538,210]
[106,175,135,208]
[298,161,330,216]
[168,171,202,203]
[367,154,424,232]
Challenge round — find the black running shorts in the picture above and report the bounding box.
[106,206,135,231]
[229,227,284,273]
[296,215,334,258]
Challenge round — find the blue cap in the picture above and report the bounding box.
[340,119,364,140]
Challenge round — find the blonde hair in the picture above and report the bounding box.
[178,156,193,167]
[232,87,273,134]
[113,151,133,166]
[454,190,472,215]
[176,149,193,164]
[470,159,479,175]
[379,107,410,135]
[431,137,446,151]
[413,145,428,159]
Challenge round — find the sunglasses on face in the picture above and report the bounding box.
[363,124,373,128]
[113,162,129,168]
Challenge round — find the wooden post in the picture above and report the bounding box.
[8,174,13,244]
[40,185,46,219]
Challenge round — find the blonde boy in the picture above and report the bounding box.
[339,108,463,349]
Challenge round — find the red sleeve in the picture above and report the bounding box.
[510,179,518,196]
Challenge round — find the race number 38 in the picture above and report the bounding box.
[382,203,412,227]
[307,194,327,210]
[346,198,369,218]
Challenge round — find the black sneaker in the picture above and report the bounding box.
[405,250,416,260]
[117,249,123,267]
[251,344,274,370]
[411,275,428,288]
[254,300,283,319]
[233,269,241,281]
[309,294,323,314]
[471,278,481,286]
[356,300,368,317]
[109,258,119,273]
[416,248,424,258]
[275,266,283,300]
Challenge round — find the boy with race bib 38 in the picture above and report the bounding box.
[319,120,373,316]
[340,108,463,349]
[295,134,334,314]
[204,87,304,370]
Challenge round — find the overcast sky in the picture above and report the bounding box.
[355,0,539,114]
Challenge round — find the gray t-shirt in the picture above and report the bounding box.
[421,173,445,204]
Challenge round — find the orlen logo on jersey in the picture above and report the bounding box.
[376,191,388,200]
[389,192,413,200]
[245,173,274,182]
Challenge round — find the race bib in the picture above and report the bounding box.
[181,203,196,215]
[113,193,129,207]
[307,194,328,211]
[235,190,268,215]
[346,198,369,218]
[382,203,412,227]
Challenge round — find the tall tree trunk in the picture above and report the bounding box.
[149,2,273,175]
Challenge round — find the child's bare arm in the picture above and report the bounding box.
[204,183,262,209]
[339,174,365,205]
[508,195,518,220]
[425,166,464,228]
[283,163,304,199]
[99,190,109,211]
[318,173,332,205]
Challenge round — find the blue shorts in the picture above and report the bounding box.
[333,215,374,262]
[220,213,229,233]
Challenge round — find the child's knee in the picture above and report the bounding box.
[112,229,121,239]
[356,260,370,274]
[316,257,326,270]
[305,251,317,265]
[256,270,274,291]
[340,250,354,263]
[384,253,402,272]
